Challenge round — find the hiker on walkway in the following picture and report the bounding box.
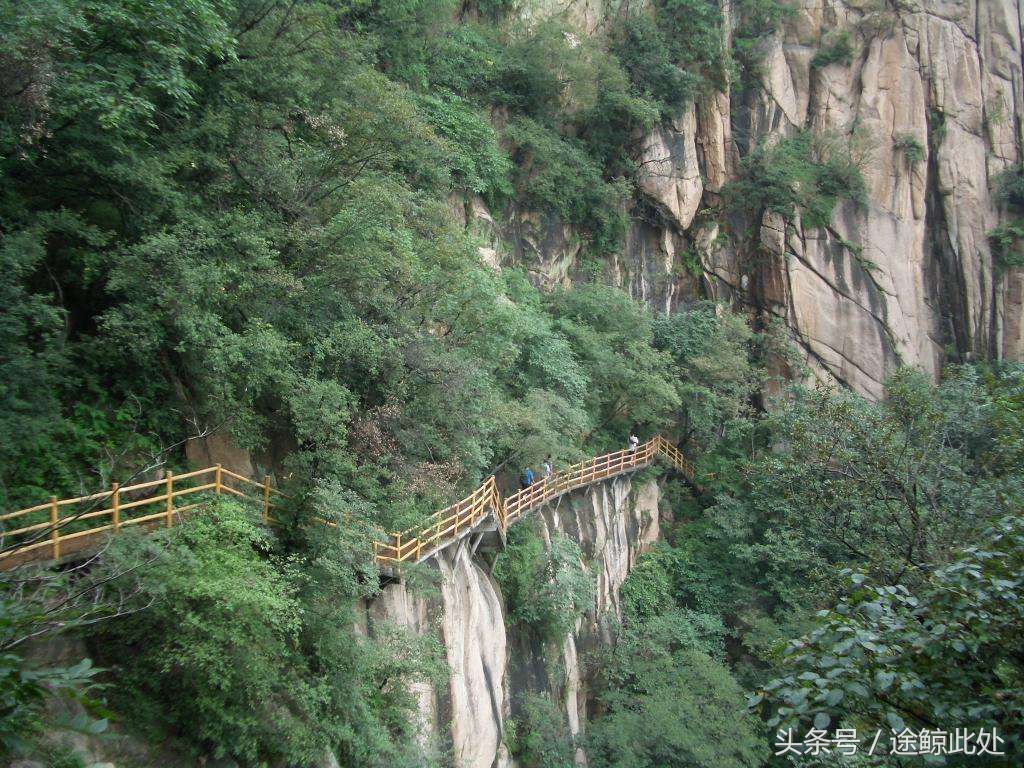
[629,432,639,454]
[543,456,553,479]
[521,467,534,489]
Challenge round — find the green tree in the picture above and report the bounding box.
[507,693,576,768]
[545,284,680,448]
[653,303,760,451]
[762,515,1024,760]
[493,522,596,642]
[588,602,766,768]
[91,499,446,766]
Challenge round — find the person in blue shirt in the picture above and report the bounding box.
[521,467,534,489]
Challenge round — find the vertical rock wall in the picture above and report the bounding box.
[478,0,1024,400]
[365,475,661,768]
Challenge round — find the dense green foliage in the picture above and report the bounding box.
[493,521,595,642]
[766,515,1024,747]
[652,303,760,450]
[610,0,726,116]
[724,131,868,230]
[3,0,1024,766]
[506,693,577,768]
[575,364,1024,768]
[0,0,765,521]
[91,499,446,766]
[589,555,766,768]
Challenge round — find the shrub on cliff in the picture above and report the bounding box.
[990,163,1024,271]
[724,131,868,229]
[811,29,855,69]
[506,117,630,256]
[493,522,595,643]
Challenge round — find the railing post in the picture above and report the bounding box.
[49,496,60,560]
[215,464,223,495]
[165,471,174,528]
[111,483,121,531]
[262,475,271,524]
[395,532,402,561]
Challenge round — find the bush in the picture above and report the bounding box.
[544,284,680,447]
[724,131,867,229]
[587,634,765,768]
[621,544,676,624]
[506,117,629,254]
[493,522,595,642]
[811,29,854,68]
[90,500,446,766]
[416,91,512,199]
[732,0,795,82]
[425,22,505,97]
[91,502,314,763]
[491,26,572,118]
[575,49,660,177]
[610,14,700,115]
[990,164,1024,271]
[657,0,728,90]
[894,133,926,165]
[612,1,726,105]
[989,220,1024,272]
[506,693,575,768]
[653,303,760,450]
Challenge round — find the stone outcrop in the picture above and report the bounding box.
[367,474,661,768]
[486,0,1024,400]
[741,0,1023,395]
[636,106,703,232]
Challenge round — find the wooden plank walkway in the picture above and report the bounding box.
[0,437,694,571]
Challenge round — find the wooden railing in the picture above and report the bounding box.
[0,437,694,571]
[372,436,694,566]
[0,466,283,570]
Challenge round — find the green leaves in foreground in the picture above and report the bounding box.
[762,515,1024,756]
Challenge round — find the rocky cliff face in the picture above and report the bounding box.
[364,475,661,768]
[479,0,1024,399]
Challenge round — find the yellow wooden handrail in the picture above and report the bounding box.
[372,436,695,566]
[0,437,696,571]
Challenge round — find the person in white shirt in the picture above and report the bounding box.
[629,433,639,453]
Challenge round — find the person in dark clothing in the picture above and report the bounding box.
[521,467,534,489]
